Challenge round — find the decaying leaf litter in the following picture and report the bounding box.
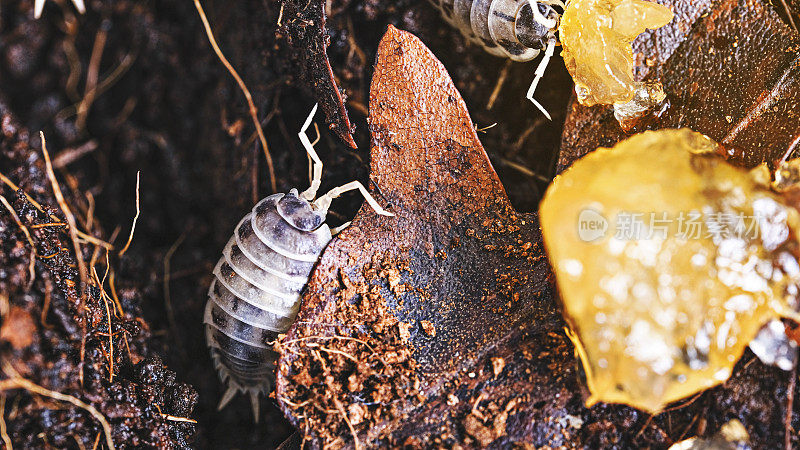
[1,0,800,448]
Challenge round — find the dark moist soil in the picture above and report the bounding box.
[0,0,798,448]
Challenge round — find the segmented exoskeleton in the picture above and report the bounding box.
[204,105,393,421]
[429,0,565,118]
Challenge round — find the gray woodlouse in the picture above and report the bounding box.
[429,0,565,118]
[203,105,394,421]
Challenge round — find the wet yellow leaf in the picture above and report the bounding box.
[540,129,800,413]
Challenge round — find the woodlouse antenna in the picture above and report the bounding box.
[300,104,324,201]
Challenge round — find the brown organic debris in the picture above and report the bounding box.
[276,0,357,148]
[0,306,36,349]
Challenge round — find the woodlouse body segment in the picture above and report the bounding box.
[204,105,393,421]
[437,0,559,61]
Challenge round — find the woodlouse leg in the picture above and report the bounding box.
[313,181,395,217]
[330,221,352,235]
[249,391,261,423]
[525,36,556,121]
[35,0,86,18]
[217,385,238,410]
[299,104,324,201]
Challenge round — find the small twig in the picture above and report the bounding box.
[91,432,101,450]
[41,279,53,329]
[0,396,11,450]
[476,123,497,133]
[30,222,67,229]
[0,361,113,450]
[118,171,140,257]
[778,133,800,166]
[497,157,551,183]
[634,415,654,440]
[53,141,98,169]
[76,25,108,131]
[71,434,87,450]
[779,0,799,32]
[153,404,196,423]
[77,230,114,250]
[108,270,124,316]
[102,294,114,382]
[194,0,277,192]
[159,414,197,424]
[318,346,359,363]
[487,60,512,110]
[84,191,95,231]
[41,133,88,297]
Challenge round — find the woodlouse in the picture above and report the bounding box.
[203,105,393,420]
[429,0,564,118]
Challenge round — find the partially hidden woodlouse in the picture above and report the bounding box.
[429,0,564,118]
[203,105,394,421]
[429,0,675,124]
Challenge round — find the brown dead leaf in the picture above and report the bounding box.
[560,0,800,171]
[0,306,35,349]
[275,25,559,448]
[277,0,356,148]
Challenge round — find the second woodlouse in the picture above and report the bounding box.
[429,0,564,118]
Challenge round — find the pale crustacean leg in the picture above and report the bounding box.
[524,0,565,120]
[34,0,86,18]
[525,36,557,120]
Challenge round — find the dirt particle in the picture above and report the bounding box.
[491,356,506,377]
[420,320,436,337]
[463,413,495,446]
[398,321,412,340]
[447,394,459,406]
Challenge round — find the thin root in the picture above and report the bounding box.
[0,396,11,450]
[118,171,140,257]
[194,0,277,192]
[333,398,360,450]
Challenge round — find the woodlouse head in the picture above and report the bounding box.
[515,1,561,50]
[277,189,326,231]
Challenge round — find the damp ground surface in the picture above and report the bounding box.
[1,0,799,448]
